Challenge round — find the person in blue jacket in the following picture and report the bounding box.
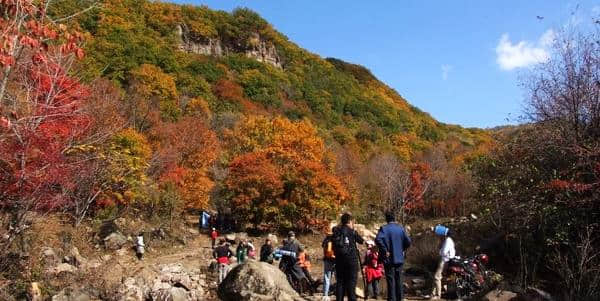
[375,210,411,301]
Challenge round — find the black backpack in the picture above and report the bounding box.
[332,226,353,258]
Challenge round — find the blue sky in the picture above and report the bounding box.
[171,1,599,128]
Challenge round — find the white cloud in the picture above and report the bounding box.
[441,64,453,80]
[495,29,554,71]
[539,29,556,47]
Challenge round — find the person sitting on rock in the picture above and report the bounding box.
[213,239,234,283]
[298,245,316,284]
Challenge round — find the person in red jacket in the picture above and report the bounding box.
[210,228,218,249]
[364,240,383,299]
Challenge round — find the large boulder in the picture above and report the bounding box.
[104,232,128,250]
[218,261,303,301]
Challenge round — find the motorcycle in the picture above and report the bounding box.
[444,253,493,299]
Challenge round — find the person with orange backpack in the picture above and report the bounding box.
[322,225,336,301]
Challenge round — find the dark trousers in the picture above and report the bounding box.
[336,261,358,301]
[368,278,380,298]
[384,263,404,301]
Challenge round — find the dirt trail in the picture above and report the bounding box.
[98,225,448,301]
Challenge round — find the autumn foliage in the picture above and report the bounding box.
[0,0,88,213]
[224,116,347,230]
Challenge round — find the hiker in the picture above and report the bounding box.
[210,227,218,249]
[364,240,383,299]
[260,238,274,264]
[297,245,316,284]
[213,239,234,283]
[279,231,306,285]
[375,210,411,301]
[430,225,455,300]
[236,239,248,264]
[247,239,256,259]
[135,232,145,260]
[322,226,336,301]
[332,213,364,301]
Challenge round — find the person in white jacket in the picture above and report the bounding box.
[431,229,455,299]
[135,232,145,260]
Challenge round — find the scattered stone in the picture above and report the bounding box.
[116,247,128,257]
[42,247,59,266]
[518,287,554,301]
[471,213,478,220]
[84,259,102,270]
[51,287,91,301]
[100,254,112,262]
[69,247,87,267]
[218,261,303,301]
[118,277,147,301]
[481,289,518,301]
[49,263,77,275]
[29,282,42,301]
[114,217,128,230]
[104,232,128,250]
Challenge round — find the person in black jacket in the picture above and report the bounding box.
[260,238,274,263]
[333,213,364,301]
[213,239,234,283]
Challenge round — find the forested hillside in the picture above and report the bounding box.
[0,0,492,229]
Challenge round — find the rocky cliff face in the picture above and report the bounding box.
[176,25,282,68]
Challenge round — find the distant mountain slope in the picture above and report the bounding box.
[52,0,490,160]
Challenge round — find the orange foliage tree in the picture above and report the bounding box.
[224,116,347,230]
[150,117,219,209]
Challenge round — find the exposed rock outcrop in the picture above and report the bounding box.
[176,25,282,68]
[104,233,127,250]
[116,263,207,301]
[218,261,303,301]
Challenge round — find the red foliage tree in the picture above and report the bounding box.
[0,0,88,247]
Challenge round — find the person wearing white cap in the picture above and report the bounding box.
[363,240,383,299]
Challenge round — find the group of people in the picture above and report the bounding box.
[209,210,456,301]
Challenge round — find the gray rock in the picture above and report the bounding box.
[49,263,77,275]
[69,247,87,267]
[218,261,303,301]
[42,247,59,266]
[118,277,147,301]
[51,288,91,301]
[104,232,128,250]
